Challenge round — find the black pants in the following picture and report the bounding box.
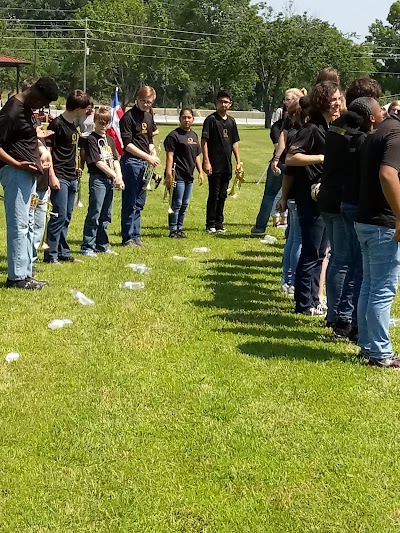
[206,172,231,229]
[294,202,328,313]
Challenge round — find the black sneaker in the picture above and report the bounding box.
[177,230,187,239]
[169,231,178,239]
[368,356,400,369]
[333,321,352,339]
[58,255,76,263]
[348,327,359,344]
[26,277,49,287]
[43,256,62,265]
[6,278,46,290]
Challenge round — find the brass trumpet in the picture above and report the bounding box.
[228,162,245,199]
[143,140,163,191]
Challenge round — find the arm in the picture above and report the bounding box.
[272,131,288,173]
[165,151,174,188]
[113,160,124,190]
[0,148,38,172]
[232,141,241,169]
[201,138,212,175]
[125,143,159,166]
[286,153,324,166]
[380,164,400,241]
[196,154,204,185]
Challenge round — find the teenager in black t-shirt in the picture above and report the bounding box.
[201,90,240,233]
[44,89,91,264]
[119,85,159,247]
[164,108,203,238]
[81,108,124,256]
[354,113,400,368]
[0,77,58,289]
[286,81,341,315]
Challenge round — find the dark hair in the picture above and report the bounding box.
[179,107,194,118]
[310,81,339,114]
[216,90,232,102]
[316,67,340,84]
[345,78,382,107]
[34,77,59,102]
[66,89,91,111]
[348,97,376,132]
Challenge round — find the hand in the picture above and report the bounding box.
[276,198,287,213]
[198,173,204,186]
[318,154,325,164]
[76,168,83,178]
[271,160,279,174]
[114,179,125,191]
[36,126,54,139]
[18,161,38,173]
[203,161,212,175]
[147,155,160,167]
[394,220,400,242]
[40,151,52,170]
[49,175,60,190]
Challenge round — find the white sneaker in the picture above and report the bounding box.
[102,249,119,256]
[281,283,290,294]
[206,227,217,234]
[287,285,295,297]
[304,305,326,317]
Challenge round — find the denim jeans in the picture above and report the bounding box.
[169,180,193,232]
[81,174,114,252]
[206,172,231,229]
[121,155,147,243]
[341,202,363,327]
[0,165,36,280]
[295,202,328,313]
[321,211,354,324]
[254,162,284,231]
[355,223,400,361]
[282,200,302,286]
[46,179,78,260]
[29,189,48,263]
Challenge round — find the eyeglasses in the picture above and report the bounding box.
[138,99,154,106]
[218,100,231,105]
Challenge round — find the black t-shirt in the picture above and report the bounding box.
[120,105,154,156]
[341,132,368,206]
[357,115,400,228]
[164,128,201,182]
[85,132,119,179]
[47,115,79,181]
[201,112,240,174]
[287,113,328,207]
[317,113,364,214]
[0,96,42,173]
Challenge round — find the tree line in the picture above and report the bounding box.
[1,0,400,121]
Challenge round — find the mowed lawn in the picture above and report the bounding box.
[1,125,400,532]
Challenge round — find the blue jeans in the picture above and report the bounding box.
[295,202,328,313]
[254,162,283,231]
[355,223,400,361]
[121,155,147,243]
[341,202,363,327]
[0,165,36,280]
[282,200,302,285]
[81,174,114,252]
[46,179,78,259]
[321,211,354,324]
[29,189,48,263]
[169,180,193,232]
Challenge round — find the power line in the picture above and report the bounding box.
[0,7,77,12]
[90,37,203,52]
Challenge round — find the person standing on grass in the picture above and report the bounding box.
[80,108,124,257]
[120,86,160,247]
[286,81,342,316]
[202,90,241,234]
[355,110,400,368]
[164,108,204,239]
[0,77,58,289]
[44,89,91,264]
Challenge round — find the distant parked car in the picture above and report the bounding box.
[34,108,54,123]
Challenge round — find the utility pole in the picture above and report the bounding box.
[33,27,37,78]
[83,18,88,93]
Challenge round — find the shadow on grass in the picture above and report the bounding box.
[193,251,347,363]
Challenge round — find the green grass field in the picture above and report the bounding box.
[1,125,400,532]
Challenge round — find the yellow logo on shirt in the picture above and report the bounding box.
[187,137,197,145]
[72,133,78,144]
[223,129,229,138]
[142,122,148,134]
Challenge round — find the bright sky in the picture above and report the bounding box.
[265,0,394,40]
